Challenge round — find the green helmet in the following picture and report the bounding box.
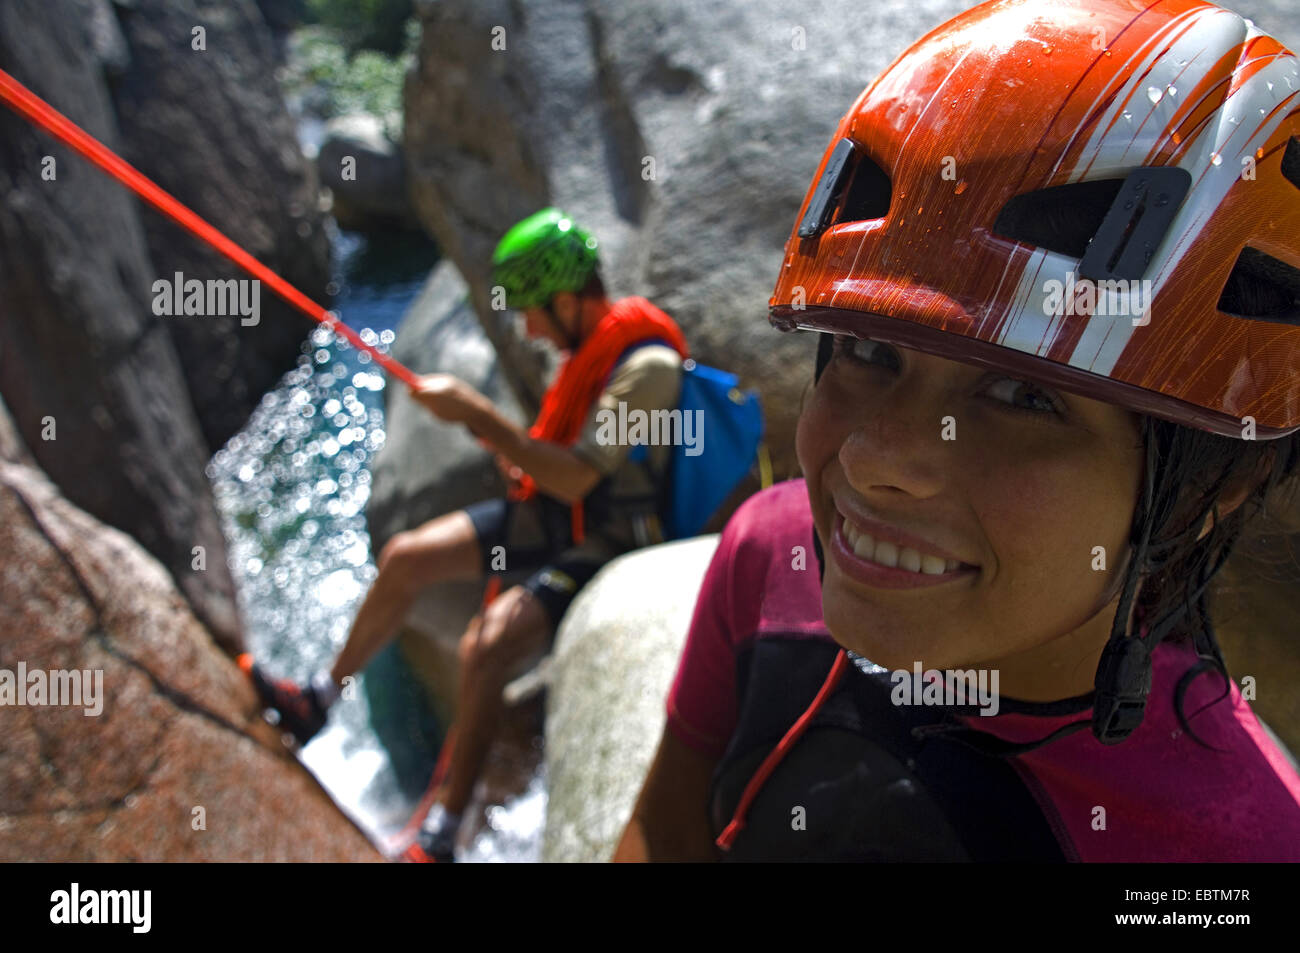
[490,208,600,309]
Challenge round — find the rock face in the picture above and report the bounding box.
[0,397,379,861]
[110,0,332,453]
[0,0,331,652]
[542,535,718,863]
[317,114,420,231]
[0,0,241,652]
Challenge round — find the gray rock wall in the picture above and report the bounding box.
[110,0,332,453]
[0,0,240,651]
[0,0,332,652]
[317,114,419,231]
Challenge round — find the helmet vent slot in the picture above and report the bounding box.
[837,151,892,225]
[993,179,1124,259]
[1281,136,1300,190]
[1218,246,1300,325]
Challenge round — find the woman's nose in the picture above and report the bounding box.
[838,387,950,500]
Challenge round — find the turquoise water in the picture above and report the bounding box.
[208,226,545,860]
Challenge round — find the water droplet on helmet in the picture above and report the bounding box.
[1147,86,1163,104]
[1211,153,1222,166]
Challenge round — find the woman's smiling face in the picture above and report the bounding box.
[798,334,1146,701]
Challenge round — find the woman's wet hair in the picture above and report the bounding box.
[1123,414,1300,746]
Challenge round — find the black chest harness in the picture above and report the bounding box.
[708,637,1079,862]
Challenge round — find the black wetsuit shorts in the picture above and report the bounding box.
[463,495,608,630]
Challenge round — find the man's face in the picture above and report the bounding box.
[522,293,580,348]
[798,333,1145,701]
[522,306,555,343]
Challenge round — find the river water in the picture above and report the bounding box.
[207,226,545,861]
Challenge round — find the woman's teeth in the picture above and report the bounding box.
[841,519,961,575]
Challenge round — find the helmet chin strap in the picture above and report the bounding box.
[814,331,834,383]
[812,332,834,585]
[811,332,834,587]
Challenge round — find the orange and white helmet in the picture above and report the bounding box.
[772,0,1300,438]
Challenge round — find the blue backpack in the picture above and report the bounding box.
[622,343,764,540]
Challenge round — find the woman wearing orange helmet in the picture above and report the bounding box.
[617,0,1300,861]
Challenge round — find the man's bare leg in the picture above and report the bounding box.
[329,509,482,685]
[439,584,551,816]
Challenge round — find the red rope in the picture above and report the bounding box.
[0,66,422,392]
[715,649,850,851]
[570,501,585,545]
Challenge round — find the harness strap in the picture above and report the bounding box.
[715,649,850,851]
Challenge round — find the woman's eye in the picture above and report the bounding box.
[984,377,1061,415]
[833,335,899,371]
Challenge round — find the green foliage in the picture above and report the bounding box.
[282,22,418,140]
[304,0,415,56]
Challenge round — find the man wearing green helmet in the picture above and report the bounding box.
[248,208,689,861]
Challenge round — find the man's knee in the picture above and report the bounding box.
[377,513,473,591]
[458,587,548,676]
[376,531,423,589]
